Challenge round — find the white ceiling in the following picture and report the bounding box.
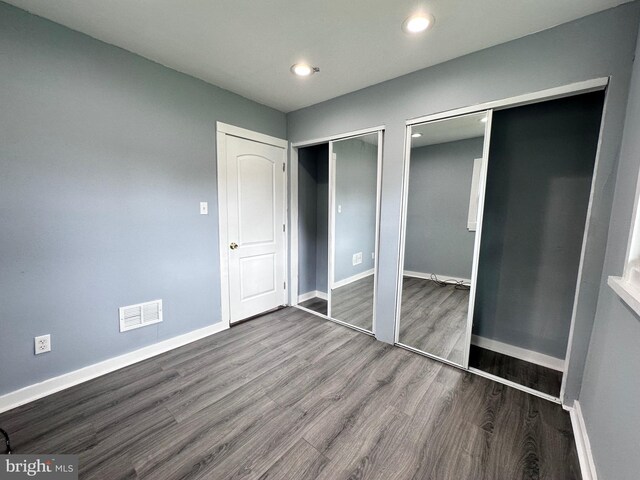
[6,0,632,112]
[411,112,486,148]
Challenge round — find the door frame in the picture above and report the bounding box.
[216,122,289,328]
[290,125,385,335]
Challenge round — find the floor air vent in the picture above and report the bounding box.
[119,299,163,332]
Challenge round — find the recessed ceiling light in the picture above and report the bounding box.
[480,117,488,123]
[291,63,319,77]
[411,132,422,138]
[402,14,435,34]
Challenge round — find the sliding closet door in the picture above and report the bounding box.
[328,132,382,333]
[397,111,492,367]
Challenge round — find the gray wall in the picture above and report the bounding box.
[297,147,319,295]
[0,2,286,395]
[333,138,378,283]
[404,138,483,280]
[474,93,603,359]
[578,29,640,480]
[297,144,328,295]
[286,4,640,405]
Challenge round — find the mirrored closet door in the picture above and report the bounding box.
[296,130,382,334]
[328,132,382,333]
[397,111,491,367]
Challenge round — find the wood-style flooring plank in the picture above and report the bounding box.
[0,307,580,480]
[298,297,327,315]
[469,345,563,397]
[256,438,329,480]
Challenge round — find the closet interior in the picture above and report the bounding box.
[296,131,382,334]
[396,89,605,399]
[297,143,329,316]
[469,91,605,397]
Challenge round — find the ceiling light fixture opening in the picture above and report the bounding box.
[403,13,435,34]
[291,63,319,77]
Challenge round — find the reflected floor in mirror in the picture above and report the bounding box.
[398,277,469,365]
[469,346,562,397]
[331,275,374,331]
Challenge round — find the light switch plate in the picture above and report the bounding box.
[200,202,208,215]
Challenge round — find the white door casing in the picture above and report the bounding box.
[216,123,287,325]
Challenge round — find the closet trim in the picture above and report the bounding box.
[469,368,563,404]
[291,125,386,148]
[405,77,609,126]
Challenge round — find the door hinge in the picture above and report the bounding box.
[284,281,287,290]
[283,224,286,232]
[283,163,286,172]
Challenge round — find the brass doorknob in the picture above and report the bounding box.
[230,242,239,250]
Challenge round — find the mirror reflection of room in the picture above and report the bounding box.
[398,113,487,365]
[297,143,329,315]
[330,133,379,332]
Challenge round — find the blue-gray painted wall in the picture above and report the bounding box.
[578,27,640,480]
[404,138,483,280]
[0,2,286,395]
[474,93,603,359]
[286,4,640,407]
[333,138,378,283]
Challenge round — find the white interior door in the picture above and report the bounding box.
[225,135,286,323]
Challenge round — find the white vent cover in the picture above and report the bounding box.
[119,299,163,332]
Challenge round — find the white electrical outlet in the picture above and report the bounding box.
[352,252,363,266]
[200,202,209,215]
[34,334,51,354]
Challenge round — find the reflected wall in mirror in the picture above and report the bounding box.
[398,112,489,366]
[329,132,380,332]
[297,143,329,316]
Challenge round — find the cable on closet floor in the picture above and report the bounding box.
[430,273,471,290]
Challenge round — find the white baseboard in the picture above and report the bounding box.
[0,321,229,414]
[332,269,374,289]
[403,270,471,284]
[471,335,565,371]
[298,290,328,303]
[569,400,598,480]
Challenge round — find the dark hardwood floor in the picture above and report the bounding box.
[398,276,469,365]
[298,296,327,315]
[0,308,580,479]
[469,345,563,397]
